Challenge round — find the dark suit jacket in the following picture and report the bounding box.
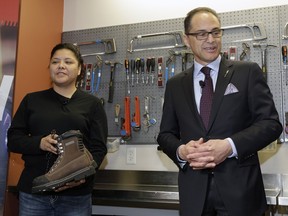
[157,58,282,216]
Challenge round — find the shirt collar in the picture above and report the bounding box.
[194,55,221,78]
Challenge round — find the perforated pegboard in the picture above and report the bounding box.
[62,5,286,144]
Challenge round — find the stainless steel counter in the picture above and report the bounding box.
[93,170,179,209]
[93,170,282,210]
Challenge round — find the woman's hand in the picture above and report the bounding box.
[54,179,86,192]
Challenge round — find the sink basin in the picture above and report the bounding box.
[262,173,281,205]
[278,174,288,206]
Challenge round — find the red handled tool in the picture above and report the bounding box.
[120,97,131,140]
[157,57,163,87]
[131,96,141,131]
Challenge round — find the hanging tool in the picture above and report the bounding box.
[165,54,175,84]
[90,64,96,94]
[135,58,141,85]
[127,30,186,53]
[114,104,121,126]
[239,43,251,61]
[74,38,117,56]
[222,22,267,42]
[282,22,288,40]
[229,46,237,61]
[150,57,156,85]
[105,61,122,103]
[282,45,288,85]
[253,42,277,82]
[177,50,193,71]
[140,58,145,85]
[157,57,163,87]
[95,55,103,93]
[131,96,141,131]
[124,59,130,95]
[120,97,131,140]
[142,96,157,133]
[84,63,92,91]
[130,59,135,87]
[222,51,229,60]
[146,57,151,85]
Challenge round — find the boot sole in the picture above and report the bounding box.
[32,163,97,193]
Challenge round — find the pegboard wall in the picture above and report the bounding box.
[62,5,288,144]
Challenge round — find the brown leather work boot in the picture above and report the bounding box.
[32,130,97,193]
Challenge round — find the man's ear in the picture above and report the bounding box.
[183,34,191,49]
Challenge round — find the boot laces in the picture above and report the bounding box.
[78,136,85,152]
[48,141,64,173]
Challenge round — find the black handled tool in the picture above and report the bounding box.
[105,61,122,103]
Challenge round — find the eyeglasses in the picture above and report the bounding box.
[186,29,224,40]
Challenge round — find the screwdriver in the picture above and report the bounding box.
[130,59,135,87]
[135,58,141,85]
[146,58,151,85]
[124,59,130,95]
[282,45,288,85]
[150,57,156,84]
[140,58,145,84]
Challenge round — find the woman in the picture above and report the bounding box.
[8,43,108,216]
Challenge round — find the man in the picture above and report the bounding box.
[157,7,282,216]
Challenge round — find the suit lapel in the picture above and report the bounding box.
[208,58,234,130]
[181,66,206,128]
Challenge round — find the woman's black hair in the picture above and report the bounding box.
[50,43,85,84]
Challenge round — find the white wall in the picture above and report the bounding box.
[63,0,288,31]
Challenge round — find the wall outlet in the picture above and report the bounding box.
[126,147,136,164]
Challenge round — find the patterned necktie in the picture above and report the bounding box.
[200,66,213,129]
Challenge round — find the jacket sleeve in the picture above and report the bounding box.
[7,94,44,155]
[230,62,282,162]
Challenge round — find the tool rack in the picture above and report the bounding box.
[62,5,288,144]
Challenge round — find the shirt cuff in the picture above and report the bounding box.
[176,146,187,168]
[226,138,238,158]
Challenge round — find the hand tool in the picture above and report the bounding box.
[178,50,193,71]
[222,51,229,60]
[165,54,174,84]
[90,64,96,94]
[127,30,186,53]
[135,58,141,85]
[229,46,237,61]
[146,57,151,85]
[76,65,85,89]
[253,42,277,82]
[140,58,145,84]
[222,22,267,42]
[142,96,157,133]
[131,96,141,131]
[282,22,288,39]
[114,104,121,126]
[74,38,117,56]
[120,97,131,140]
[239,43,250,61]
[85,63,92,91]
[157,57,163,87]
[181,51,187,71]
[282,45,288,85]
[95,55,103,93]
[124,59,130,95]
[150,57,156,84]
[130,59,135,87]
[105,61,122,103]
